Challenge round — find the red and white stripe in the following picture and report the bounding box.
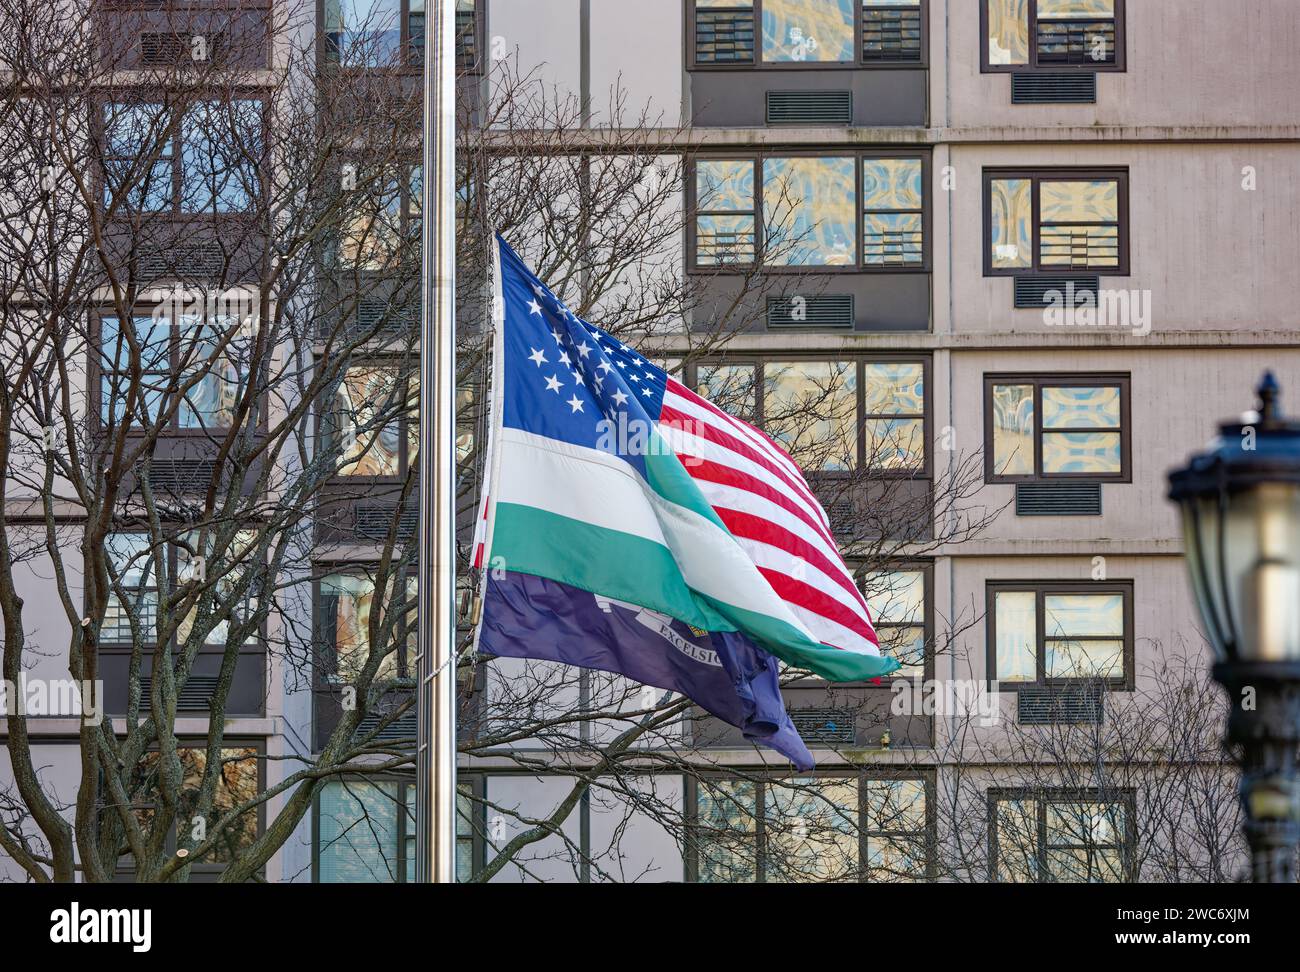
[660,377,879,657]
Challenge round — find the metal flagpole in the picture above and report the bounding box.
[416,0,457,884]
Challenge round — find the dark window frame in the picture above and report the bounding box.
[90,307,269,437]
[684,353,933,480]
[982,167,1130,277]
[95,528,269,657]
[334,159,424,275]
[311,772,421,882]
[687,150,933,274]
[96,90,269,218]
[987,787,1137,883]
[979,0,1126,74]
[856,558,933,682]
[685,0,929,70]
[311,563,418,693]
[116,739,267,879]
[319,355,420,485]
[685,769,936,883]
[985,579,1136,691]
[983,372,1131,484]
[318,0,482,74]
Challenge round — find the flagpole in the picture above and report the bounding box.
[416,0,457,884]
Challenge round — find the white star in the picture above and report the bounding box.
[528,348,547,366]
[617,360,627,369]
[532,284,546,298]
[558,352,571,367]
[611,389,629,406]
[551,329,563,344]
[544,375,563,393]
[528,298,543,316]
[641,387,653,396]
[628,373,640,383]
[597,361,613,375]
[576,342,592,358]
[566,394,585,413]
[591,375,604,391]
[571,369,582,384]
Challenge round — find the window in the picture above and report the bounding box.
[691,357,928,473]
[102,533,162,645]
[991,790,1133,882]
[692,775,930,882]
[982,0,1124,72]
[984,169,1128,276]
[325,0,477,70]
[690,0,924,67]
[130,747,260,867]
[987,581,1133,687]
[322,363,418,478]
[102,99,262,214]
[338,163,422,272]
[98,314,250,430]
[860,566,928,678]
[985,375,1129,482]
[316,779,416,881]
[101,531,264,649]
[692,153,928,270]
[317,571,415,686]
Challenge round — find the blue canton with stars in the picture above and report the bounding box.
[498,237,667,476]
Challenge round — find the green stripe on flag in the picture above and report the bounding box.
[490,502,733,632]
[491,502,900,682]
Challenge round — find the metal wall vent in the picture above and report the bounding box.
[138,242,226,282]
[355,504,417,541]
[766,90,853,126]
[139,674,218,712]
[822,500,856,537]
[1011,73,1097,104]
[694,8,755,64]
[1017,683,1104,724]
[789,707,856,744]
[140,32,186,65]
[1015,482,1102,516]
[767,294,854,329]
[1013,273,1100,310]
[355,710,418,744]
[146,458,217,493]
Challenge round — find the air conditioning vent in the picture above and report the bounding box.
[1017,683,1104,724]
[862,5,922,62]
[138,674,219,712]
[355,298,417,338]
[789,707,856,744]
[137,242,227,282]
[355,504,417,541]
[355,710,418,744]
[695,7,755,64]
[766,90,853,125]
[767,294,854,329]
[140,32,186,65]
[146,458,217,493]
[1015,482,1102,516]
[1013,274,1099,309]
[1011,73,1097,104]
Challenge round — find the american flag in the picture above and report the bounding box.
[473,315,881,667]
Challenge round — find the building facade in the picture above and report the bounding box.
[2,0,1298,883]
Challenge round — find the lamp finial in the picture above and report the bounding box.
[1257,372,1281,425]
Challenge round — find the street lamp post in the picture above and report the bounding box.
[1168,373,1300,883]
